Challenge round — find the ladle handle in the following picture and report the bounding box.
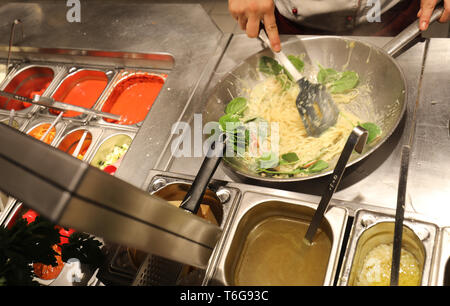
[179,133,226,214]
[304,126,368,243]
[390,145,411,286]
[383,5,444,56]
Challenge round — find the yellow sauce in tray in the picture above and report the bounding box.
[356,243,421,286]
[234,216,331,286]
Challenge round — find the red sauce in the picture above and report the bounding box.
[0,67,53,111]
[101,74,165,125]
[51,70,108,118]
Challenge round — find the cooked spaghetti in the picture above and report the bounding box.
[219,56,380,178]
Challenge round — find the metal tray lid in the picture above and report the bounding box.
[0,123,222,268]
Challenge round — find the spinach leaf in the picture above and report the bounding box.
[330,71,359,94]
[225,97,247,115]
[287,55,304,72]
[359,122,381,144]
[259,56,284,75]
[317,65,339,84]
[280,152,299,164]
[306,160,329,173]
[219,114,240,131]
[258,151,279,169]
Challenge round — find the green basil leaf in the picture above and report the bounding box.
[281,152,299,163]
[307,160,329,173]
[219,114,240,131]
[259,56,284,75]
[330,71,359,94]
[317,66,339,84]
[225,97,247,115]
[287,55,304,72]
[258,151,279,169]
[359,122,381,144]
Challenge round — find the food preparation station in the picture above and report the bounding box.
[0,1,449,286]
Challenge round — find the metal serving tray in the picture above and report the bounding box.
[93,69,168,130]
[337,209,438,286]
[131,170,241,286]
[207,190,348,286]
[0,63,67,117]
[37,67,116,123]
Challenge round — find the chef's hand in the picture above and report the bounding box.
[228,0,281,52]
[417,0,450,31]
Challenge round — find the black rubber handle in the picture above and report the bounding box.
[179,133,226,214]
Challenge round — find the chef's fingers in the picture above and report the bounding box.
[238,16,248,30]
[246,14,261,38]
[439,2,450,23]
[263,13,281,52]
[419,0,438,31]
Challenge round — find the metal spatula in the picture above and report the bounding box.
[258,29,339,137]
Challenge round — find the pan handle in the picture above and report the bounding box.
[383,5,444,57]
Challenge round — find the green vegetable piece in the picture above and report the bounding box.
[225,97,247,115]
[281,152,299,163]
[307,160,329,173]
[317,65,339,84]
[330,71,359,94]
[360,122,381,144]
[259,56,284,75]
[258,151,279,169]
[219,114,240,131]
[287,55,304,72]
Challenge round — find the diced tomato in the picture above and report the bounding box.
[103,165,117,175]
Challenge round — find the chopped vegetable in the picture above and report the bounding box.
[225,97,247,115]
[359,122,381,144]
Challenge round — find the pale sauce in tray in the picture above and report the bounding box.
[234,216,331,285]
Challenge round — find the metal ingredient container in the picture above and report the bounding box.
[87,132,134,171]
[96,70,167,127]
[206,190,348,286]
[433,227,450,285]
[44,68,115,121]
[130,172,240,286]
[24,118,67,146]
[0,64,66,117]
[338,209,437,286]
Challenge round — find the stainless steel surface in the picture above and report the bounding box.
[305,126,368,243]
[0,123,223,269]
[390,145,411,286]
[338,209,437,286]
